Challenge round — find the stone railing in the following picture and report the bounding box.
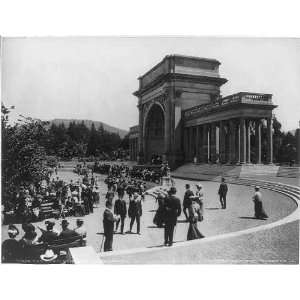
[183,92,273,119]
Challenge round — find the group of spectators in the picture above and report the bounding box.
[2,218,87,263]
[2,173,101,225]
[93,161,170,184]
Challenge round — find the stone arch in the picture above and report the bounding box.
[143,102,166,163]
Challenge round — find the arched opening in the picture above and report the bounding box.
[144,104,165,163]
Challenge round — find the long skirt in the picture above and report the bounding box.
[254,200,268,219]
[153,208,165,227]
[187,222,205,241]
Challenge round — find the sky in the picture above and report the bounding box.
[1,37,300,132]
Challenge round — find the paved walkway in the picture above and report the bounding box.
[2,168,298,264]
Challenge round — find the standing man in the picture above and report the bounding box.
[103,201,120,252]
[183,184,194,221]
[114,193,127,234]
[218,177,228,209]
[164,187,181,246]
[128,192,142,234]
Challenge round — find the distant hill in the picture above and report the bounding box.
[50,118,128,139]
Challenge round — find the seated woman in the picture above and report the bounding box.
[19,223,41,263]
[2,224,22,263]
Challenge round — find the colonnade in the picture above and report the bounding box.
[184,117,273,164]
[129,137,139,161]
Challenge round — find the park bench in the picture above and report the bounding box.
[40,202,60,219]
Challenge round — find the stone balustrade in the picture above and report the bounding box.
[184,92,273,119]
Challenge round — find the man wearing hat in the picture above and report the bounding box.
[164,187,181,246]
[2,224,21,263]
[38,221,58,244]
[218,177,228,209]
[58,219,79,239]
[103,201,120,251]
[128,192,142,234]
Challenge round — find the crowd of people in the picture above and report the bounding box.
[102,176,269,251]
[2,174,101,225]
[2,159,270,260]
[2,218,87,263]
[93,162,169,183]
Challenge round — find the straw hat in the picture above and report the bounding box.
[40,249,57,262]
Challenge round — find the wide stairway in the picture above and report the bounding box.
[277,166,300,178]
[172,163,242,181]
[172,163,300,181]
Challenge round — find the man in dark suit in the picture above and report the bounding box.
[183,184,194,221]
[103,201,120,251]
[38,221,58,244]
[114,193,127,234]
[58,219,79,239]
[128,192,142,234]
[164,187,181,246]
[218,177,228,209]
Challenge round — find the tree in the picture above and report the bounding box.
[2,103,50,204]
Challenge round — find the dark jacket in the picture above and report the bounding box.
[103,208,118,235]
[114,199,127,217]
[38,230,58,244]
[2,239,22,263]
[183,190,194,208]
[128,199,142,218]
[218,183,228,196]
[164,195,182,225]
[58,228,79,240]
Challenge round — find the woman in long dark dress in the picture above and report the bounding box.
[187,197,205,240]
[253,186,268,219]
[153,193,165,228]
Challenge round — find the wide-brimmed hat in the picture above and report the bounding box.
[40,249,57,262]
[8,224,19,237]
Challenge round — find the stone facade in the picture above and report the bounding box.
[130,54,277,169]
[128,125,139,161]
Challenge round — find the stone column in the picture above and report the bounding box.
[202,124,208,163]
[164,100,171,161]
[240,118,246,164]
[255,120,262,164]
[195,126,200,163]
[198,126,203,163]
[210,123,217,163]
[267,117,273,164]
[296,127,300,165]
[229,120,236,164]
[219,121,226,163]
[246,120,251,164]
[183,127,189,162]
[189,127,193,161]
